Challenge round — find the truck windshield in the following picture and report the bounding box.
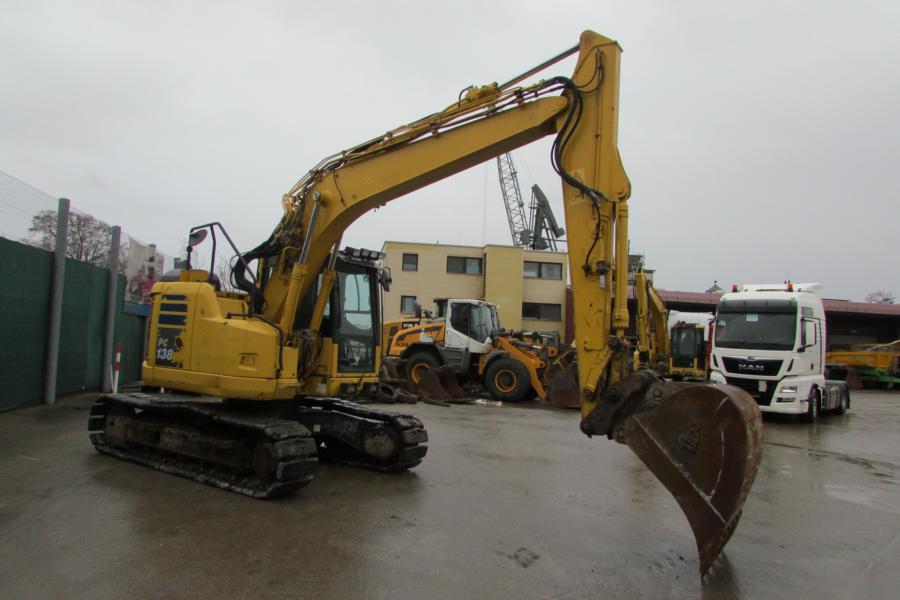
[714,300,797,351]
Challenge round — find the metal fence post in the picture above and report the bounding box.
[43,197,69,404]
[101,226,121,393]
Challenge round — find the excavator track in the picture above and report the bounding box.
[289,397,429,472]
[89,394,428,498]
[89,393,318,498]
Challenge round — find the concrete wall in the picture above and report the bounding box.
[521,248,566,333]
[484,246,523,330]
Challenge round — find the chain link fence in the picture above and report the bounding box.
[0,169,58,243]
[0,168,180,310]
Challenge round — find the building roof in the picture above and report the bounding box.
[821,299,900,316]
[381,240,566,256]
[651,289,900,317]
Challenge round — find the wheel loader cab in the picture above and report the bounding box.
[435,299,496,354]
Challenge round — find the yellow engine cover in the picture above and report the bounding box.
[142,281,300,400]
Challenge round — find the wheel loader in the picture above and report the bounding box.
[89,30,763,574]
[384,298,580,407]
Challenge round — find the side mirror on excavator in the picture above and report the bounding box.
[379,266,392,292]
[188,228,208,247]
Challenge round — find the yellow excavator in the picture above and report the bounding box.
[88,31,763,574]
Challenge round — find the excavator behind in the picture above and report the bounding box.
[88,31,763,574]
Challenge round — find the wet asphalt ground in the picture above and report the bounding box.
[1,390,898,599]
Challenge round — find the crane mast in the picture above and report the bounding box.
[496,152,530,247]
[496,153,566,251]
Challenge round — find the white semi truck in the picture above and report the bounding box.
[709,283,850,421]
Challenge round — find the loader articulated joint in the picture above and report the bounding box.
[579,370,666,439]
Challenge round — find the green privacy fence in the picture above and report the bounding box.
[0,237,146,411]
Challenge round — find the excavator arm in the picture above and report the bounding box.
[634,267,670,371]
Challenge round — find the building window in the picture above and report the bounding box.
[402,253,418,271]
[447,256,483,275]
[522,302,562,321]
[400,295,417,314]
[523,261,562,280]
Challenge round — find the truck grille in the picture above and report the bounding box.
[722,357,783,377]
[725,376,775,406]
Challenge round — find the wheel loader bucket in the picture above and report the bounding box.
[618,384,763,575]
[435,366,470,399]
[415,368,455,401]
[546,363,580,408]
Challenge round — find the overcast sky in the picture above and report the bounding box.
[2,0,898,301]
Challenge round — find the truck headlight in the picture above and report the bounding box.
[780,385,797,394]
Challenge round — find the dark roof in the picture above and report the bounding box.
[822,299,900,316]
[656,289,722,306]
[654,289,900,317]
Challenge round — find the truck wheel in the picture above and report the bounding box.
[837,388,849,415]
[803,389,820,423]
[484,358,531,402]
[405,352,440,387]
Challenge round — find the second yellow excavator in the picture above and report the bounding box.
[88,30,763,575]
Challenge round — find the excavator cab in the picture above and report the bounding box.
[292,248,388,398]
[670,322,709,381]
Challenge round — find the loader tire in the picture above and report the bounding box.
[406,352,441,387]
[484,358,531,402]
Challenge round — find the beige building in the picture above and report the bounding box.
[381,241,568,336]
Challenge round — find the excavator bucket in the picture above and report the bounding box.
[617,384,763,575]
[545,363,581,408]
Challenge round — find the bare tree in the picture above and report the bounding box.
[214,255,238,292]
[25,209,117,267]
[865,290,895,304]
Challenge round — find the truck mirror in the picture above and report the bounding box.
[799,317,817,351]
